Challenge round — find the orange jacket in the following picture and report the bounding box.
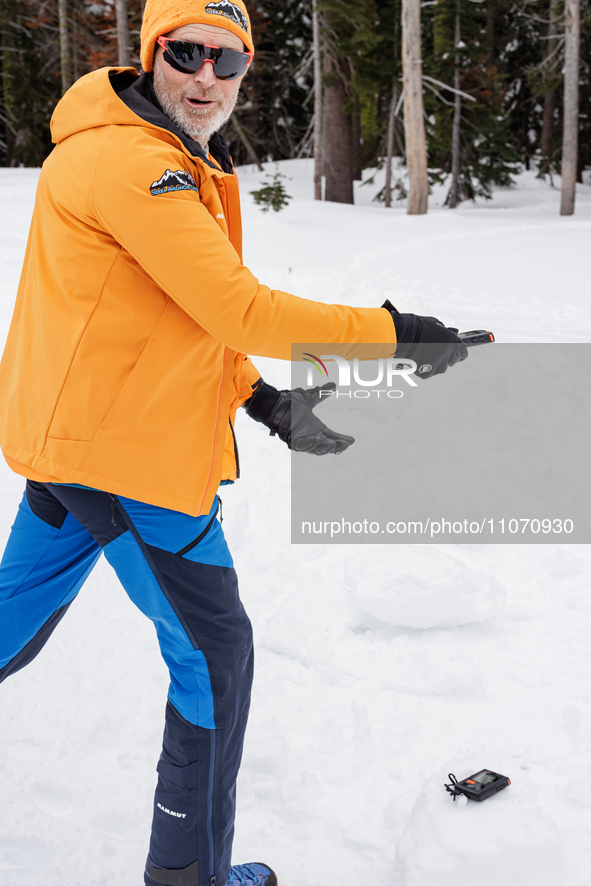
[0,67,396,515]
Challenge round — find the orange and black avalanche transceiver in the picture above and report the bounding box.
[458,329,495,346]
[445,769,511,802]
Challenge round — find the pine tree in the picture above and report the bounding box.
[232,0,314,166]
[0,0,144,167]
[315,0,375,202]
[0,0,588,190]
[0,0,60,166]
[250,167,292,210]
[422,0,522,203]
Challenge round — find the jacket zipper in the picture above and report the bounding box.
[222,178,231,241]
[207,730,216,884]
[229,417,240,479]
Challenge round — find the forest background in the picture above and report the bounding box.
[0,0,589,209]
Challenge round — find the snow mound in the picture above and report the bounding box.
[394,754,581,886]
[345,547,506,629]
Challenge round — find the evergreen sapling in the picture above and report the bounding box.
[250,169,292,212]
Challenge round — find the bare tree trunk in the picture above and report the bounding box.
[385,87,399,208]
[448,6,462,208]
[323,53,353,204]
[560,0,579,215]
[540,0,559,154]
[72,17,80,82]
[576,150,584,183]
[402,0,428,214]
[1,7,17,164]
[313,4,323,200]
[351,111,362,181]
[486,0,495,57]
[540,88,556,157]
[231,115,263,170]
[115,0,131,67]
[58,0,72,93]
[538,0,559,175]
[385,11,401,210]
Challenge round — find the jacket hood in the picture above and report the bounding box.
[51,68,143,145]
[50,67,234,173]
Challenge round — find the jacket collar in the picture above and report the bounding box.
[113,70,234,174]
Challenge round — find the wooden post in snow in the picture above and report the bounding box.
[402,0,428,214]
[560,0,579,215]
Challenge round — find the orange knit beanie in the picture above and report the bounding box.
[140,0,253,72]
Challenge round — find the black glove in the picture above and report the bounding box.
[243,380,355,455]
[382,299,468,379]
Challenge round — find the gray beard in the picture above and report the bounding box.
[153,65,237,149]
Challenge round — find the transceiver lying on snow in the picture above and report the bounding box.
[445,769,511,802]
[458,329,495,346]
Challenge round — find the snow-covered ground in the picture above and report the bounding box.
[1,161,590,885]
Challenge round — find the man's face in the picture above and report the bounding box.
[153,23,245,148]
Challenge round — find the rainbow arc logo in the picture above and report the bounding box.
[303,353,329,379]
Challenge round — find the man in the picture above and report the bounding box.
[0,1,467,884]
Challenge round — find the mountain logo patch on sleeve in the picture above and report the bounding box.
[205,0,249,32]
[150,169,199,196]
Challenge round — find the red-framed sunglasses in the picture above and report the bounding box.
[156,37,253,81]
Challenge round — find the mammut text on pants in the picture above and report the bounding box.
[0,481,254,886]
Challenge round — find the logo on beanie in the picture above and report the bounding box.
[150,169,199,196]
[205,0,248,32]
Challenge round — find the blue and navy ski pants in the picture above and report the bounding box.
[0,481,254,886]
